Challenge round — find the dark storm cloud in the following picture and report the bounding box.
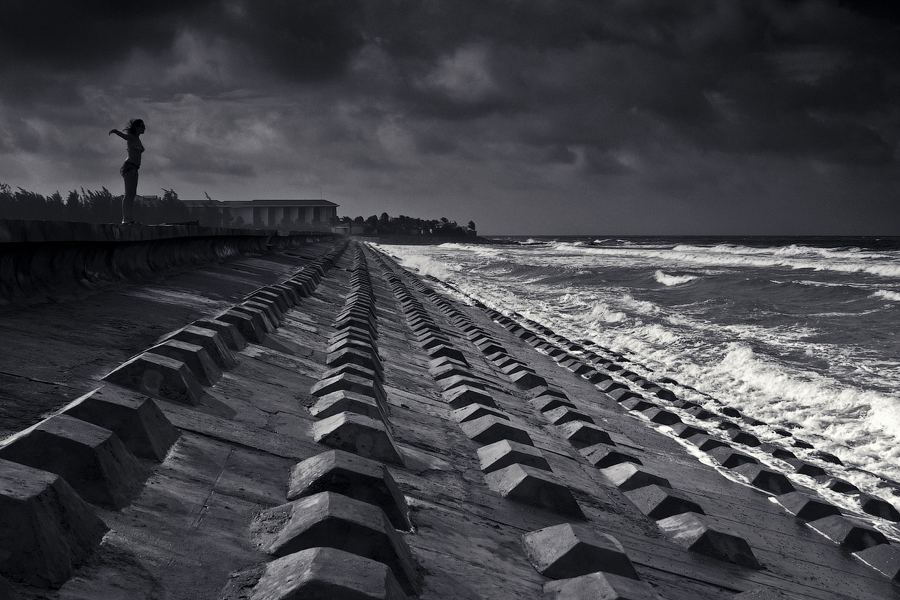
[1,0,899,233]
[0,0,366,84]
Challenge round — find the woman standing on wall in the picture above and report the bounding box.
[109,119,146,224]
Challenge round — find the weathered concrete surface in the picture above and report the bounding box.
[0,238,899,599]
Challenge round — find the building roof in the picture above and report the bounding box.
[178,199,339,208]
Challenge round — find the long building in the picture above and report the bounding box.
[180,198,339,228]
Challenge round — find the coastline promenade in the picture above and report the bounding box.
[0,222,898,599]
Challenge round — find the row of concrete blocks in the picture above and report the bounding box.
[225,447,419,599]
[522,522,666,600]
[403,286,768,571]
[307,247,406,468]
[489,309,899,519]
[0,245,353,591]
[0,386,181,588]
[370,254,592,522]
[494,311,900,581]
[374,255,772,589]
[100,247,346,406]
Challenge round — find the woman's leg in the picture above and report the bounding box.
[122,170,138,223]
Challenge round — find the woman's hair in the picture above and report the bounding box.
[124,119,145,135]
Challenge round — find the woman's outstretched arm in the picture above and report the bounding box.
[109,129,129,140]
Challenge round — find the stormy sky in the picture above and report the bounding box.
[1,1,898,235]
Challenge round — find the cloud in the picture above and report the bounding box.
[0,0,898,234]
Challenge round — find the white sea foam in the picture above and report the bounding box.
[872,290,900,302]
[382,239,900,485]
[654,270,699,286]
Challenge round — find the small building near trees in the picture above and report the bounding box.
[179,198,339,228]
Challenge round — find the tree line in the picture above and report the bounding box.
[340,213,477,237]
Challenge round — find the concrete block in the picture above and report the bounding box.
[815,476,859,494]
[169,325,238,369]
[0,415,149,509]
[509,370,548,389]
[428,356,469,373]
[270,283,301,307]
[282,277,313,298]
[247,547,409,600]
[217,309,266,344]
[858,494,900,521]
[475,341,505,355]
[855,544,900,581]
[460,415,533,446]
[785,459,827,477]
[287,450,410,530]
[620,398,657,412]
[439,374,485,392]
[250,289,289,313]
[606,388,642,403]
[312,413,404,466]
[600,463,671,492]
[707,446,758,468]
[425,345,466,363]
[243,299,283,327]
[544,407,594,426]
[685,406,716,420]
[441,385,496,409]
[331,325,376,347]
[232,304,277,333]
[522,522,637,579]
[429,363,473,381]
[477,440,551,474]
[499,362,531,376]
[531,396,577,413]
[310,390,385,423]
[311,374,386,412]
[586,371,613,385]
[335,316,377,337]
[0,459,108,588]
[654,388,678,402]
[557,421,614,449]
[322,363,385,390]
[686,434,731,452]
[642,408,681,426]
[61,386,180,462]
[326,347,383,377]
[485,464,584,518]
[726,430,761,447]
[812,450,843,466]
[717,420,740,432]
[669,423,707,439]
[146,339,222,387]
[582,445,642,469]
[251,492,418,595]
[102,352,204,406]
[624,484,705,519]
[451,403,508,423]
[656,513,761,569]
[730,464,795,495]
[193,318,248,351]
[776,492,841,521]
[543,571,663,600]
[809,515,888,551]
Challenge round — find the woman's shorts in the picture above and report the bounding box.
[120,161,140,176]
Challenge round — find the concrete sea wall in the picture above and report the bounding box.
[0,219,336,305]
[0,229,898,599]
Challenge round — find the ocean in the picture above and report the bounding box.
[375,235,900,509]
